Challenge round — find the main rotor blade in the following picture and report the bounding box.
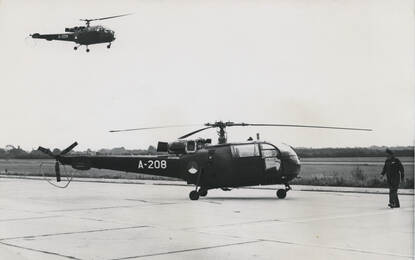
[80,13,133,22]
[178,126,214,139]
[60,142,78,155]
[234,123,372,131]
[109,124,201,133]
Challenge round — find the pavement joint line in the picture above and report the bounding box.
[186,209,413,231]
[44,201,184,213]
[1,207,47,214]
[125,199,180,206]
[79,217,105,222]
[0,225,150,241]
[298,189,414,196]
[244,186,414,196]
[0,241,83,260]
[182,218,282,230]
[175,228,244,239]
[108,240,263,260]
[182,208,408,230]
[175,225,414,256]
[44,204,142,213]
[263,239,414,259]
[0,215,61,222]
[291,208,414,224]
[181,210,414,237]
[202,201,222,204]
[125,199,150,203]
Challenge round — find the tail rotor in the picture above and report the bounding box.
[37,142,78,186]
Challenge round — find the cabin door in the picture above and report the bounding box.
[231,143,264,186]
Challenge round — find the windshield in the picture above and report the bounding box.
[277,143,300,162]
[260,143,279,158]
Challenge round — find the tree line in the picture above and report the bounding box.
[295,146,414,158]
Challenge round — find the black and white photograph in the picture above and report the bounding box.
[0,0,414,259]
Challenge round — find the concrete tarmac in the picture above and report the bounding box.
[0,178,413,260]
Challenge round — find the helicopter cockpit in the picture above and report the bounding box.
[228,142,299,171]
[229,142,281,170]
[88,25,114,34]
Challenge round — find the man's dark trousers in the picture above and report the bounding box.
[389,188,399,207]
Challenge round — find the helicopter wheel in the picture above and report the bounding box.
[74,46,78,50]
[86,48,90,53]
[107,44,111,49]
[199,189,208,197]
[189,190,200,200]
[277,189,287,199]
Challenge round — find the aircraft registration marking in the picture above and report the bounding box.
[138,160,167,169]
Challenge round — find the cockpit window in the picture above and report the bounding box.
[186,140,196,152]
[260,143,281,170]
[231,144,260,158]
[260,143,279,158]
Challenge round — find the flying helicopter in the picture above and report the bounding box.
[30,14,131,52]
[37,121,372,200]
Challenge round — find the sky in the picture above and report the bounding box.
[0,0,414,151]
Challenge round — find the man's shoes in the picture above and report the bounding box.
[388,203,400,208]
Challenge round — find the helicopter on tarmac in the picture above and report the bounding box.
[30,14,131,52]
[37,121,372,200]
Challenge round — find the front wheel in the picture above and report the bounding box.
[277,189,287,199]
[189,190,199,200]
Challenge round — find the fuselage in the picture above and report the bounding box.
[58,141,301,190]
[31,25,115,46]
[74,25,115,45]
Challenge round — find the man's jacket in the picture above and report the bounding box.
[381,158,405,188]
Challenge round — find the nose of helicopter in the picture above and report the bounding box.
[30,33,40,38]
[277,143,301,179]
[284,155,301,179]
[278,156,300,183]
[106,30,115,41]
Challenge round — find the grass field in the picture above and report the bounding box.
[0,157,413,188]
[296,157,413,188]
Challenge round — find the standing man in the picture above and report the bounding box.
[381,149,405,208]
